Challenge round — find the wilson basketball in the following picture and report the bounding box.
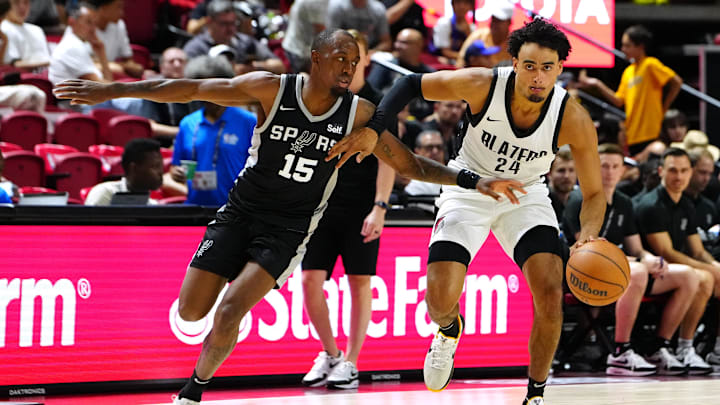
[566,240,630,306]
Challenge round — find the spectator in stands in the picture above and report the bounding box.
[685,149,719,249]
[404,130,445,196]
[396,103,424,149]
[90,0,143,78]
[281,0,327,73]
[84,138,164,206]
[49,2,112,85]
[0,0,45,111]
[564,143,699,376]
[170,56,256,206]
[183,0,285,75]
[548,149,576,223]
[422,99,463,159]
[463,39,500,68]
[1,0,51,71]
[626,157,661,204]
[186,0,211,35]
[578,25,683,157]
[634,147,717,374]
[382,0,425,40]
[366,28,433,94]
[326,0,391,52]
[456,0,513,68]
[431,0,474,63]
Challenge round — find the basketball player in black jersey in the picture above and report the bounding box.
[329,19,606,405]
[55,30,523,404]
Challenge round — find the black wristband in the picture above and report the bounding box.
[367,108,385,137]
[374,201,389,210]
[457,169,480,189]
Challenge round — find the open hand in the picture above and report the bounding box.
[475,178,526,204]
[53,79,112,105]
[326,127,379,168]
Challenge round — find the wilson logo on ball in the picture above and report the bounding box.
[568,273,608,297]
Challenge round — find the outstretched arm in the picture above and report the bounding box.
[54,71,280,108]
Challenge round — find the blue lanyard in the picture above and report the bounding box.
[191,120,226,169]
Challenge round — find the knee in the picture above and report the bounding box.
[629,264,649,291]
[679,266,700,293]
[425,292,456,318]
[302,271,326,293]
[534,284,564,318]
[213,303,245,332]
[178,302,208,322]
[696,270,715,299]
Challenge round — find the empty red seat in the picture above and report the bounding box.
[34,143,79,175]
[2,150,45,186]
[0,111,48,150]
[20,73,56,106]
[90,108,127,143]
[0,141,23,153]
[88,144,124,176]
[106,115,151,147]
[52,153,104,200]
[53,113,100,152]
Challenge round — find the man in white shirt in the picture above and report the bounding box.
[49,3,111,85]
[91,0,143,78]
[85,137,164,206]
[282,0,327,72]
[1,0,50,71]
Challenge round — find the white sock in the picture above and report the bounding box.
[678,338,693,350]
[714,339,720,354]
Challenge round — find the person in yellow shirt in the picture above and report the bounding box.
[579,25,683,157]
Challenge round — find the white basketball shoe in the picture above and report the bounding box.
[423,314,464,392]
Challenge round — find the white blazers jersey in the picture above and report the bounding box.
[452,66,569,186]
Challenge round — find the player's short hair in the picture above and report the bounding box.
[311,29,355,54]
[660,147,690,165]
[597,143,624,157]
[184,55,234,79]
[122,138,161,172]
[624,25,653,49]
[507,17,571,61]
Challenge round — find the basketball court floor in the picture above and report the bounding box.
[5,374,719,405]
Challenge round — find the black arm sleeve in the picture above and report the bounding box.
[367,73,424,136]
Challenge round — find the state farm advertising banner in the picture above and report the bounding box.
[421,0,615,67]
[0,226,532,388]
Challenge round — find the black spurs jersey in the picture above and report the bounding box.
[217,74,359,231]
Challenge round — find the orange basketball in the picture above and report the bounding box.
[566,240,630,306]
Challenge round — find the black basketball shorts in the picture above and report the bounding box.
[189,217,308,288]
[302,212,379,279]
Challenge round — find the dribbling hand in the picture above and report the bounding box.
[475,178,526,204]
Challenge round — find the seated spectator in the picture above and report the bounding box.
[49,2,112,85]
[463,39,499,68]
[1,0,51,72]
[404,130,445,196]
[564,143,700,376]
[84,138,164,206]
[431,0,474,62]
[422,99,464,157]
[90,0,143,78]
[367,28,433,94]
[685,149,719,250]
[326,0,391,52]
[396,103,424,149]
[639,109,688,161]
[547,148,576,224]
[183,0,285,75]
[456,0,513,68]
[282,0,327,73]
[671,130,720,163]
[170,56,256,206]
[634,147,718,374]
[382,0,426,40]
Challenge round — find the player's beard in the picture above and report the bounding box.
[528,94,544,103]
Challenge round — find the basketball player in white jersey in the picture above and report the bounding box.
[329,19,605,405]
[55,30,525,404]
